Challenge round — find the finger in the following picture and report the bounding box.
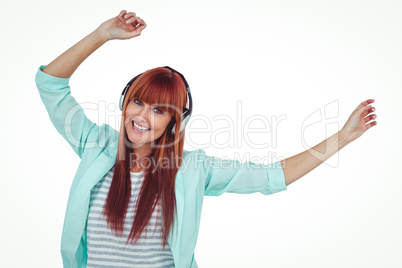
[366,120,377,130]
[136,16,145,26]
[356,104,374,118]
[354,99,374,115]
[138,17,147,28]
[356,98,375,110]
[123,12,136,19]
[360,99,375,107]
[362,106,375,118]
[364,114,376,124]
[119,10,127,17]
[125,20,146,38]
[126,15,142,25]
[134,17,146,31]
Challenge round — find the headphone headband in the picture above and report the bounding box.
[119,66,192,135]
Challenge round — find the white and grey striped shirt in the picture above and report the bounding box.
[86,166,175,268]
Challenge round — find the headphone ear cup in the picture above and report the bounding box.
[119,94,125,111]
[180,114,191,132]
[168,117,177,136]
[171,111,191,135]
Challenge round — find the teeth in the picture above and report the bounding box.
[133,121,150,131]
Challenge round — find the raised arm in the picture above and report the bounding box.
[280,99,377,186]
[35,10,147,158]
[42,10,146,77]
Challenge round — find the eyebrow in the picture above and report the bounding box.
[137,99,163,107]
[136,98,168,110]
[151,104,163,108]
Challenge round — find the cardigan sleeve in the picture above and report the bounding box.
[199,150,287,196]
[35,65,118,158]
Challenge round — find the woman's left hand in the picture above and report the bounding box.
[341,99,377,142]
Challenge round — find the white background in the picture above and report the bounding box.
[0,0,401,267]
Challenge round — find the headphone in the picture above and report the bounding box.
[119,66,193,135]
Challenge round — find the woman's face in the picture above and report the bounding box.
[124,98,173,152]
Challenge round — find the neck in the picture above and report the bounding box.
[130,147,152,173]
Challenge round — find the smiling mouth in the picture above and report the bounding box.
[132,121,150,132]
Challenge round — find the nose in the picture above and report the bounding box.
[137,104,151,123]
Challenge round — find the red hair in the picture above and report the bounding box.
[102,67,188,248]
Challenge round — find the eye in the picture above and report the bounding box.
[133,99,143,105]
[152,107,163,114]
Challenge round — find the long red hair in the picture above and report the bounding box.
[102,67,188,248]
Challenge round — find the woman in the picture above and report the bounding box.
[35,9,377,268]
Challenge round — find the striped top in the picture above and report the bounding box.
[86,166,176,267]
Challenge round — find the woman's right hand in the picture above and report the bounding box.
[99,10,147,41]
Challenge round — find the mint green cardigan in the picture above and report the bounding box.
[35,65,287,268]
